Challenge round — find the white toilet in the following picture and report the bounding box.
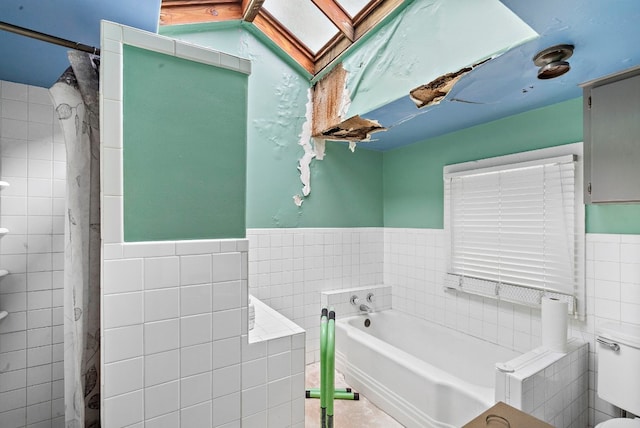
[596,322,640,427]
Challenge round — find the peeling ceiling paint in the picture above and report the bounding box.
[319,115,386,142]
[409,59,491,108]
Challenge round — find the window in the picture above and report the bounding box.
[443,143,585,318]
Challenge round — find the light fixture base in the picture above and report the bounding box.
[533,44,574,67]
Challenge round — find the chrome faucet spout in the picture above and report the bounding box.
[359,304,372,313]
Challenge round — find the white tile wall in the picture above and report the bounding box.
[496,339,589,428]
[247,228,383,363]
[102,240,305,428]
[242,313,306,428]
[321,285,392,318]
[384,228,639,426]
[0,80,65,428]
[245,226,639,426]
[102,241,250,428]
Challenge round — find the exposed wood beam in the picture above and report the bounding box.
[253,10,315,74]
[241,0,265,22]
[314,0,403,74]
[353,0,397,37]
[310,0,355,42]
[160,1,242,26]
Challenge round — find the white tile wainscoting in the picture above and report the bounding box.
[495,338,589,428]
[102,239,306,428]
[0,80,66,428]
[384,228,640,426]
[248,227,640,427]
[243,296,305,428]
[246,228,384,364]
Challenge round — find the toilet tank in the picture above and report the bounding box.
[597,322,640,416]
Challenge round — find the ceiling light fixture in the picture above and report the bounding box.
[533,44,574,79]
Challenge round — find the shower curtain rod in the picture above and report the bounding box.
[0,21,100,56]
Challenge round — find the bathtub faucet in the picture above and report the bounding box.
[359,303,372,313]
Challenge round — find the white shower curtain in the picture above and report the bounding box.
[49,51,101,428]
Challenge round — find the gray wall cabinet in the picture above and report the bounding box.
[582,66,640,203]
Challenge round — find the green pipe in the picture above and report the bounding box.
[306,390,360,400]
[327,310,336,428]
[320,308,328,428]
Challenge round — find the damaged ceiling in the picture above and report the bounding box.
[360,0,640,150]
[312,64,386,143]
[2,0,640,151]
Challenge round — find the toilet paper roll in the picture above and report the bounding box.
[541,297,568,353]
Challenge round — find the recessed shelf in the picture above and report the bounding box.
[0,228,9,237]
[0,311,8,321]
[0,181,9,190]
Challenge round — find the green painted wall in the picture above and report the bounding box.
[383,97,640,234]
[123,45,247,241]
[162,24,384,228]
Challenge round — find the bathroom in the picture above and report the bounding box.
[1,1,640,427]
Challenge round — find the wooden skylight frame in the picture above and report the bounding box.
[160,0,404,75]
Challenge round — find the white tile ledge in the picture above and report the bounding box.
[248,295,304,344]
[104,238,248,258]
[102,20,250,75]
[495,337,587,379]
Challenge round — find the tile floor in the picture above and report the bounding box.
[304,362,404,428]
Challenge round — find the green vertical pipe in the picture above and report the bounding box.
[320,308,328,428]
[327,310,336,428]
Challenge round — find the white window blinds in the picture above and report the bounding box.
[444,146,584,316]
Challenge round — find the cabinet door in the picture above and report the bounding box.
[588,73,640,203]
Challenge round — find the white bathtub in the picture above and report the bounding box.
[335,310,520,428]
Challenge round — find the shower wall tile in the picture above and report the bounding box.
[0,80,64,428]
[101,147,122,196]
[2,81,29,102]
[106,326,143,365]
[101,196,123,244]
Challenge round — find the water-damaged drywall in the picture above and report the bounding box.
[162,24,383,228]
[339,0,537,117]
[311,63,386,152]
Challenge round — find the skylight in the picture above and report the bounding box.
[336,0,372,18]
[159,0,405,75]
[263,0,339,53]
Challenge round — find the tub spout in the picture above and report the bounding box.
[359,304,372,313]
